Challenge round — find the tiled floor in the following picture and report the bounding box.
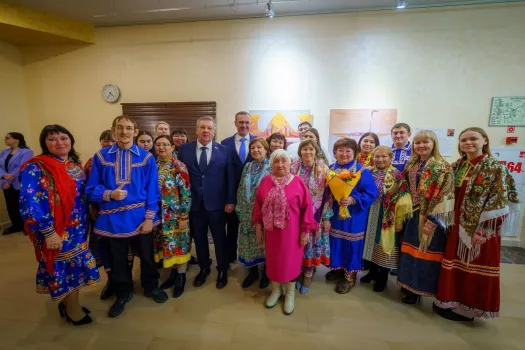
[501,246,525,265]
[2,233,525,350]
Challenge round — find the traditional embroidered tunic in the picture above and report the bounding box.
[363,166,412,270]
[391,142,411,171]
[20,156,100,300]
[153,156,192,269]
[85,144,160,237]
[236,159,271,268]
[397,157,454,296]
[435,154,520,318]
[328,160,378,274]
[291,159,333,267]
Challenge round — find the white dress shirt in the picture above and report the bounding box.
[196,140,212,165]
[234,133,249,158]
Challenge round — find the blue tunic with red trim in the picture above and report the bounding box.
[85,144,160,238]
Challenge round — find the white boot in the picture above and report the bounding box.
[265,281,282,308]
[283,281,295,315]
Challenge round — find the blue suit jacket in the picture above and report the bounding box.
[178,141,236,211]
[0,147,34,190]
[221,133,257,189]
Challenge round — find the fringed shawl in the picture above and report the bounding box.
[370,166,413,255]
[405,156,455,251]
[453,154,520,262]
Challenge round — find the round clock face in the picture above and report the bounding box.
[102,84,120,103]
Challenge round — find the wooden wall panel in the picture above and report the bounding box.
[121,101,216,141]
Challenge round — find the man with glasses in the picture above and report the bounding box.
[286,121,312,161]
[86,115,168,318]
[221,111,257,263]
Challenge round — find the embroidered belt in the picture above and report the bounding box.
[99,202,146,215]
[55,242,88,261]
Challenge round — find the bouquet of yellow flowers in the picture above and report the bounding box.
[326,169,364,219]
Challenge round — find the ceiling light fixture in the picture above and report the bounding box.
[266,1,275,18]
[396,0,407,9]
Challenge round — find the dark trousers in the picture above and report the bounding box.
[225,212,239,261]
[107,234,159,298]
[190,202,228,271]
[3,187,24,231]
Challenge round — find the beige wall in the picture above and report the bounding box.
[13,3,525,241]
[0,40,30,226]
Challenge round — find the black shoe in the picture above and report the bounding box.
[216,269,228,289]
[194,268,211,287]
[401,287,408,294]
[433,304,474,322]
[189,256,199,265]
[160,269,177,290]
[144,287,168,303]
[402,291,420,305]
[100,280,113,300]
[229,255,237,264]
[1,227,16,235]
[360,270,376,284]
[65,312,93,326]
[173,273,186,298]
[373,268,389,293]
[109,293,133,318]
[325,269,345,282]
[241,266,259,289]
[259,265,270,289]
[58,301,91,318]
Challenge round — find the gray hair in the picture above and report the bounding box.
[270,149,291,166]
[196,116,216,130]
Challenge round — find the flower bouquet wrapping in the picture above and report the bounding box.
[325,168,364,219]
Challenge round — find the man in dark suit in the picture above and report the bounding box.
[178,116,236,289]
[220,111,257,263]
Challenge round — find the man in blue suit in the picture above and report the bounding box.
[178,116,236,289]
[220,111,257,263]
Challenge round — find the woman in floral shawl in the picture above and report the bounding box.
[434,128,519,321]
[153,136,192,298]
[236,138,271,289]
[291,140,333,294]
[361,146,412,292]
[397,130,454,304]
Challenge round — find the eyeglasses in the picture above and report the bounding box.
[155,143,172,148]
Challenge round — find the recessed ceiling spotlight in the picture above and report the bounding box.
[396,0,407,9]
[266,1,275,18]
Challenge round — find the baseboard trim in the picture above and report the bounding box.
[502,237,522,248]
[0,221,11,230]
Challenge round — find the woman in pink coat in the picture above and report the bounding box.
[254,149,314,315]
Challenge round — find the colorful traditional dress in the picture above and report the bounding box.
[236,159,271,267]
[357,153,374,167]
[19,155,100,300]
[397,157,454,296]
[328,160,378,276]
[363,166,412,269]
[291,159,333,268]
[391,142,411,172]
[435,154,520,318]
[253,175,314,282]
[154,156,192,270]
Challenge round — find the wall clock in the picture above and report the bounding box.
[102,84,120,103]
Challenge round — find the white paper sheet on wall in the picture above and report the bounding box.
[413,127,455,157]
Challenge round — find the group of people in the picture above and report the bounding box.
[0,112,519,326]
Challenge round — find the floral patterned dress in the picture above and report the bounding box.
[290,160,333,267]
[19,156,100,300]
[153,156,192,269]
[236,159,271,268]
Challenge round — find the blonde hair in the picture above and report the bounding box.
[411,130,443,161]
[372,145,393,159]
[458,127,492,158]
[155,121,170,130]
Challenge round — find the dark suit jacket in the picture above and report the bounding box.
[220,133,256,189]
[178,141,236,211]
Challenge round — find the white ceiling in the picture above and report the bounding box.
[6,0,525,27]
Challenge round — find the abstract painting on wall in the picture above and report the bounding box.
[329,109,398,151]
[249,110,312,144]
